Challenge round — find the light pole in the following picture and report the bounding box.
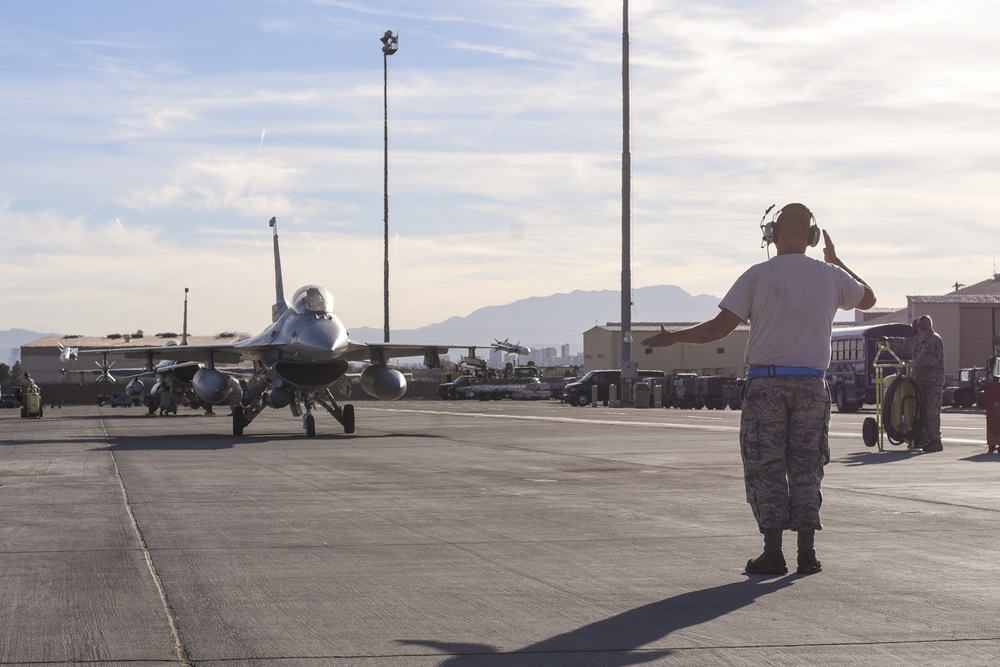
[620,0,635,404]
[380,30,398,343]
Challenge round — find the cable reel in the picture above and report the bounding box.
[863,339,924,452]
[881,374,925,445]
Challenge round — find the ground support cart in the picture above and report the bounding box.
[20,383,43,419]
[862,340,923,452]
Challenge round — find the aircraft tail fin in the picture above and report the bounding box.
[270,217,288,322]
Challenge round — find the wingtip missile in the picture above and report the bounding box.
[492,338,530,356]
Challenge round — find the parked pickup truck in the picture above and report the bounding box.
[562,369,666,406]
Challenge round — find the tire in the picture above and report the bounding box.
[954,388,974,409]
[305,414,316,438]
[232,405,244,436]
[862,417,878,447]
[342,404,355,434]
[883,375,924,444]
[575,394,591,407]
[836,385,858,413]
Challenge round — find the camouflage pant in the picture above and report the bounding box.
[912,373,945,446]
[739,376,831,532]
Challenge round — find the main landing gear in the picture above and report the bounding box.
[312,389,355,437]
[232,388,355,438]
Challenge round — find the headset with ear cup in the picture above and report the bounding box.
[760,203,821,249]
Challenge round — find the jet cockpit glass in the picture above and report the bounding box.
[291,285,334,316]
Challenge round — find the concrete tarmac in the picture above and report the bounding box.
[1,401,998,666]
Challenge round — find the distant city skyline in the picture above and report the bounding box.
[3,1,999,336]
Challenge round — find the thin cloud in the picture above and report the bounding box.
[447,41,537,61]
[2,0,1000,336]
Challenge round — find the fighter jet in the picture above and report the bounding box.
[104,217,472,437]
[124,291,246,415]
[64,290,243,414]
[128,352,245,416]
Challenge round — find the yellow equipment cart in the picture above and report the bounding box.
[20,381,43,419]
[862,340,923,452]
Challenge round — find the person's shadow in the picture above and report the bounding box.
[400,577,796,665]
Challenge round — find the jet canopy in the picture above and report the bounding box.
[291,285,335,316]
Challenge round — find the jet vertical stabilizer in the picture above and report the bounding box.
[270,217,288,323]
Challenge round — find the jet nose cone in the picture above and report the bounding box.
[292,317,348,358]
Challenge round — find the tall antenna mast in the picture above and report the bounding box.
[182,287,189,345]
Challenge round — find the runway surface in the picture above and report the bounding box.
[1,401,998,666]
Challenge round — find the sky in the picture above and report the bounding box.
[2,0,999,338]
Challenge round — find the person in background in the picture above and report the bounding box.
[887,315,945,452]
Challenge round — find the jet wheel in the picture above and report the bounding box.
[305,414,316,438]
[232,405,245,436]
[342,404,355,434]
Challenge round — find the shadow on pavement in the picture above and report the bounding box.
[841,450,921,466]
[399,578,795,665]
[960,452,1000,462]
[91,431,444,451]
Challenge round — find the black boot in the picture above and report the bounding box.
[745,528,787,575]
[796,529,822,574]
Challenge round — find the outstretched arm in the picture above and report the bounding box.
[641,308,743,348]
[823,230,876,310]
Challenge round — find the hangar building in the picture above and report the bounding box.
[584,274,1000,379]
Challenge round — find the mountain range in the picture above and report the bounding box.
[349,285,722,351]
[2,286,721,360]
[1,328,60,366]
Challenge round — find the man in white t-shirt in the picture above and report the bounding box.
[642,203,876,575]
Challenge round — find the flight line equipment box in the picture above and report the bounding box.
[985,382,1000,453]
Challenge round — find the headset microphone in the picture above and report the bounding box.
[759,204,777,249]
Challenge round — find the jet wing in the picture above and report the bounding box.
[79,340,479,369]
[341,342,472,368]
[125,345,243,364]
[98,344,245,365]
